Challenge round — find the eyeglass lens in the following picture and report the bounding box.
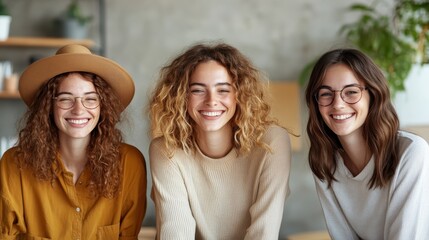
[54,93,100,109]
[316,86,364,106]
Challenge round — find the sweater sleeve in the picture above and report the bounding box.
[244,127,291,240]
[149,139,196,240]
[384,136,429,240]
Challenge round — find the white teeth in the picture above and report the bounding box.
[333,114,352,120]
[201,111,222,117]
[68,119,89,124]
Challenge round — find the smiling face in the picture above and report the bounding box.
[318,64,370,140]
[187,60,237,136]
[53,73,100,144]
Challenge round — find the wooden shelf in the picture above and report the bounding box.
[0,37,95,48]
[0,91,21,99]
[0,37,96,102]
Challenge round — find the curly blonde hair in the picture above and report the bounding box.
[16,72,124,198]
[149,42,276,157]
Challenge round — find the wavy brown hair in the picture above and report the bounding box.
[305,48,400,189]
[149,42,276,157]
[16,72,124,198]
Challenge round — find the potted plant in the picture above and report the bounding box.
[390,0,429,126]
[300,0,429,126]
[340,0,428,95]
[0,0,11,40]
[340,2,414,95]
[394,0,429,64]
[299,0,428,96]
[0,0,8,15]
[55,0,93,39]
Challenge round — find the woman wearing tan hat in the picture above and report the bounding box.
[0,44,147,239]
[149,42,291,239]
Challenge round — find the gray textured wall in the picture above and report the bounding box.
[0,0,393,238]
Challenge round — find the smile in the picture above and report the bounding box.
[67,118,89,124]
[200,111,223,117]
[332,114,353,120]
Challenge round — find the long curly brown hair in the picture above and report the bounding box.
[149,42,276,157]
[16,72,124,198]
[305,48,399,189]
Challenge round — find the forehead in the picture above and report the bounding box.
[321,64,363,88]
[57,73,96,92]
[190,60,232,84]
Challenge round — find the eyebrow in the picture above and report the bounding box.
[189,82,232,87]
[56,91,98,96]
[319,83,360,89]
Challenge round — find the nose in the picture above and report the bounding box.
[71,98,85,114]
[205,91,218,106]
[331,91,345,109]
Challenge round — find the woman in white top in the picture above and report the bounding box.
[148,42,291,240]
[305,48,429,239]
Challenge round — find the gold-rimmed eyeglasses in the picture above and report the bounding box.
[53,93,100,110]
[315,85,368,107]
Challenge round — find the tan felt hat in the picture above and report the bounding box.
[18,44,135,108]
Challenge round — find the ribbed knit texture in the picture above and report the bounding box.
[150,125,291,240]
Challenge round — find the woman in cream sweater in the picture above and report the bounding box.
[149,42,292,240]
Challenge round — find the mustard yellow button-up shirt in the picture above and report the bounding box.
[0,143,147,240]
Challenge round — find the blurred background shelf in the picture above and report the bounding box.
[0,91,20,99]
[0,37,96,101]
[0,36,95,48]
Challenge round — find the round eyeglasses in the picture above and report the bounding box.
[53,93,100,110]
[315,85,368,107]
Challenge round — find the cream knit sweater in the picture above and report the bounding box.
[150,125,291,240]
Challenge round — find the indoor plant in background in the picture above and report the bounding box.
[299,0,429,127]
[391,0,429,126]
[55,0,93,39]
[0,0,11,40]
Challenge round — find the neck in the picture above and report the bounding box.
[195,125,233,159]
[59,136,90,184]
[339,134,371,176]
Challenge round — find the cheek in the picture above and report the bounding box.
[225,94,237,108]
[187,95,200,110]
[318,107,331,124]
[92,109,101,121]
[317,105,327,116]
[185,98,196,122]
[362,92,371,109]
[358,95,371,116]
[360,103,370,120]
[229,100,237,112]
[53,108,64,128]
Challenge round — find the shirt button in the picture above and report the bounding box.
[76,207,81,212]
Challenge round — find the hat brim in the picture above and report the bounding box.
[19,52,135,108]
